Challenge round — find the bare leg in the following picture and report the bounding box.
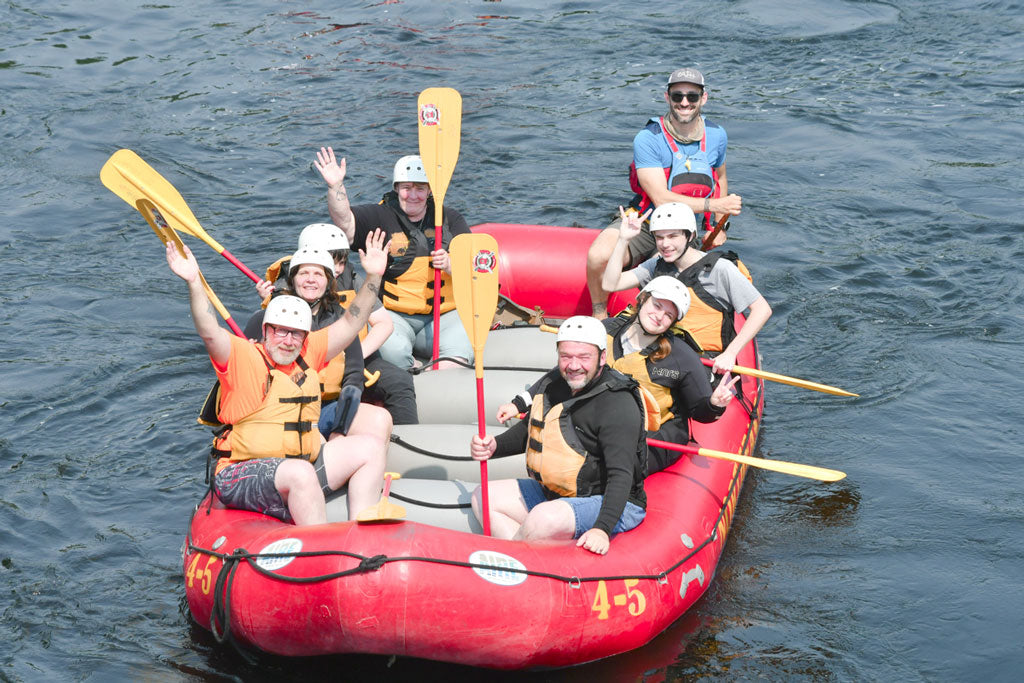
[275,459,327,526]
[585,227,630,320]
[514,500,576,542]
[472,479,529,539]
[322,432,388,520]
[344,403,393,442]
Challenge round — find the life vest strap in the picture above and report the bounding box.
[283,421,313,433]
[279,395,317,404]
[528,437,544,453]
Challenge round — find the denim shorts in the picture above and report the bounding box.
[516,478,646,539]
[214,459,290,522]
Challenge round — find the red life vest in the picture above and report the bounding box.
[628,117,720,230]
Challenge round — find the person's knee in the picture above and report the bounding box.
[275,459,319,496]
[520,502,573,540]
[354,403,393,439]
[586,228,617,269]
[470,485,483,518]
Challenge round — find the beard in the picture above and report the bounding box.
[563,365,599,392]
[265,340,302,366]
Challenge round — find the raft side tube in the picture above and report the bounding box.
[390,424,526,481]
[472,222,638,318]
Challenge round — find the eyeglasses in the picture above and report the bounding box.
[266,324,307,342]
[669,91,702,104]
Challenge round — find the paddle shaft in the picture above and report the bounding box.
[700,358,858,397]
[476,367,490,536]
[201,274,246,338]
[449,232,499,537]
[647,438,846,482]
[418,88,462,368]
[700,213,730,251]
[105,150,262,284]
[432,224,443,369]
[544,321,856,397]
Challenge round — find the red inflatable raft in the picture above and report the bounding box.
[183,223,764,669]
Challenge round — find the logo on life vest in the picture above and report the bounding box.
[473,249,497,273]
[419,103,440,126]
[389,232,410,257]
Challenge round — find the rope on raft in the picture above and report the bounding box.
[405,355,548,375]
[193,456,746,655]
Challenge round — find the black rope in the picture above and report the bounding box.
[389,491,471,510]
[406,356,547,375]
[185,373,766,616]
[389,433,517,461]
[389,433,471,461]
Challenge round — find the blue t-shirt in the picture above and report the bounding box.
[633,116,728,173]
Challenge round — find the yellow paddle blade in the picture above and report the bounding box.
[725,363,858,397]
[417,88,462,227]
[697,446,846,482]
[101,149,225,252]
[356,473,407,522]
[450,233,500,375]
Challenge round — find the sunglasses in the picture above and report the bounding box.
[669,91,702,104]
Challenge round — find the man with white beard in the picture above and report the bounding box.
[165,230,390,526]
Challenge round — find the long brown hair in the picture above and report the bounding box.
[632,293,673,362]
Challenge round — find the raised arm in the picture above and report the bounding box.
[165,241,232,365]
[361,307,393,357]
[600,206,648,292]
[314,146,355,243]
[325,229,390,360]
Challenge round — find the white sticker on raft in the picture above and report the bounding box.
[470,550,528,586]
[256,538,303,571]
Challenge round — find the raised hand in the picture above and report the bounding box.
[359,228,391,278]
[314,146,347,188]
[166,241,199,283]
[255,278,275,299]
[710,371,740,408]
[617,206,650,242]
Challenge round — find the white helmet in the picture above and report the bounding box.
[264,295,312,333]
[297,223,349,251]
[288,246,335,278]
[641,276,691,321]
[393,155,429,185]
[649,202,697,236]
[557,316,607,351]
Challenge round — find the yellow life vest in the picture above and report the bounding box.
[213,354,322,464]
[607,338,674,427]
[654,251,753,353]
[382,255,455,315]
[318,353,345,402]
[525,373,659,497]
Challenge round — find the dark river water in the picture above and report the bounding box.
[2,1,1023,680]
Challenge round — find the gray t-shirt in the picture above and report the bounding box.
[629,255,761,314]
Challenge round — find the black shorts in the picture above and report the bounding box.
[214,459,290,521]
